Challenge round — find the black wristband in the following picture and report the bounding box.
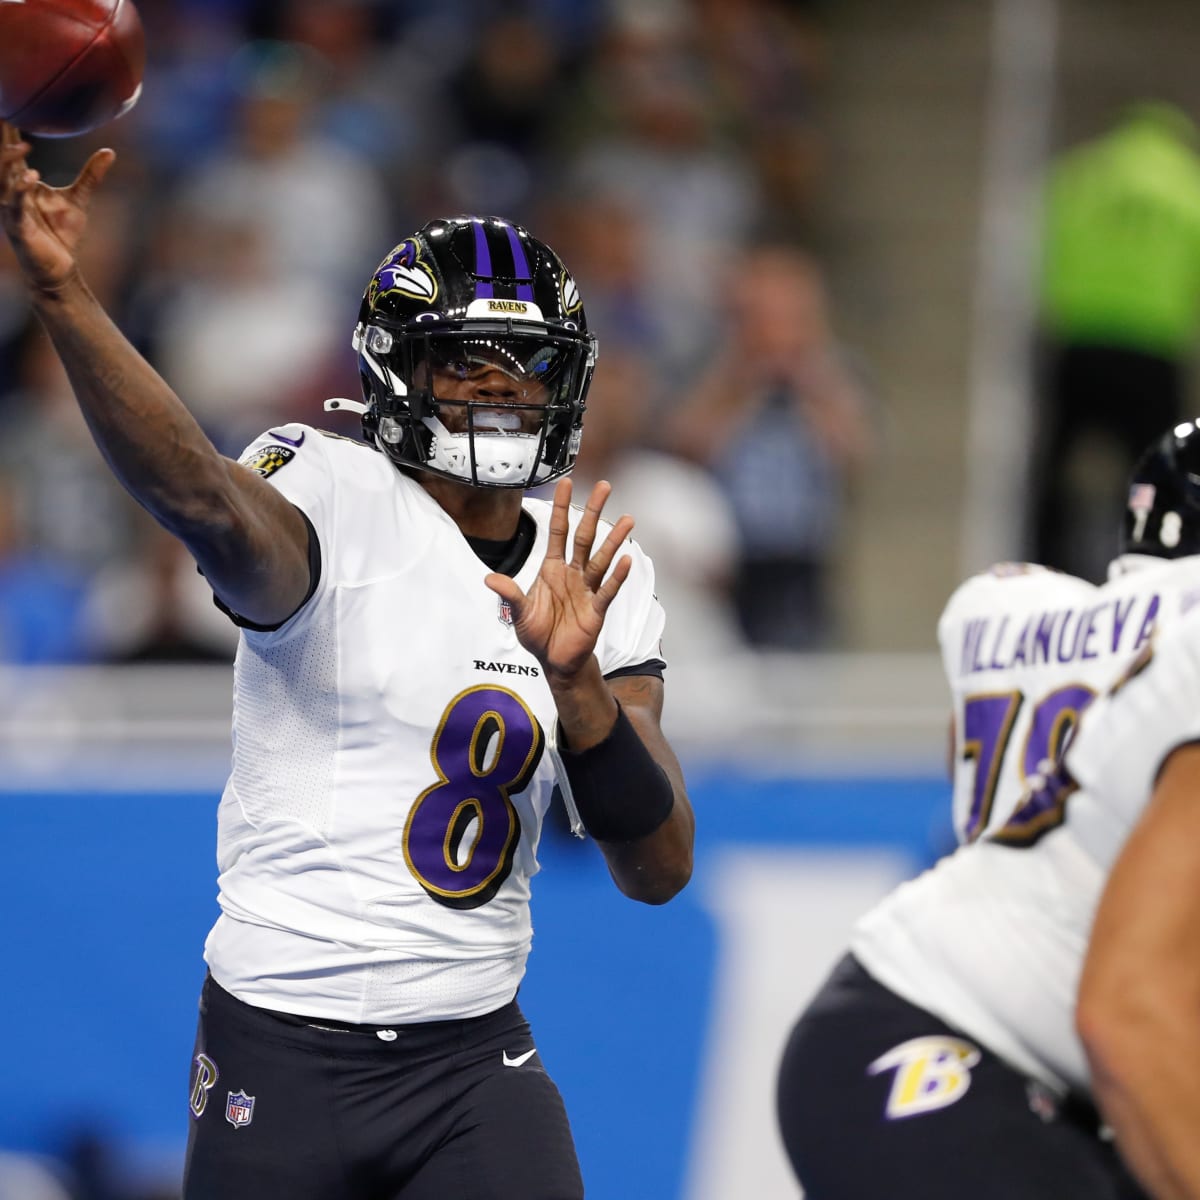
[557,704,675,842]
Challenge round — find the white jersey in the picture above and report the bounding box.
[203,424,665,1025]
[939,559,1176,842]
[854,553,1200,1094]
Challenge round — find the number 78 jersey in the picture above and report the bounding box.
[938,556,1200,844]
[204,426,666,1025]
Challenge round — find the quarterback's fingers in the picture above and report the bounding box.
[584,513,634,589]
[592,554,633,616]
[483,571,526,619]
[69,148,116,205]
[0,127,31,196]
[544,477,572,563]
[0,123,24,153]
[1,166,38,212]
[571,479,612,570]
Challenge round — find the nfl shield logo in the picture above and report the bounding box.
[1129,483,1156,512]
[497,597,514,627]
[226,1090,255,1129]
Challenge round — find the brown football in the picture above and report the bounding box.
[0,0,145,138]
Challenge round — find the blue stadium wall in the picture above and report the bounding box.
[0,767,950,1199]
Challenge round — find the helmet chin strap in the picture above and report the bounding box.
[422,416,550,486]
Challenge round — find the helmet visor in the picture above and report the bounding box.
[416,333,577,408]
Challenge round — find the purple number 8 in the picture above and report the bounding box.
[403,686,545,909]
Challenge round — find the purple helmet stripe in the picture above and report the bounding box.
[472,220,494,299]
[504,224,536,302]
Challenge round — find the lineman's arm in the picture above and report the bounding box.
[1,128,310,626]
[1076,743,1200,1200]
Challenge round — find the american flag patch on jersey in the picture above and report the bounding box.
[226,1090,255,1128]
[1128,483,1156,511]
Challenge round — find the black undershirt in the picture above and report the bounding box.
[465,509,538,576]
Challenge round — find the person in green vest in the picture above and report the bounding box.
[1032,101,1200,580]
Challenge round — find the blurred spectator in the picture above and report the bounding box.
[441,8,571,213]
[0,475,88,664]
[0,173,140,405]
[0,327,137,573]
[570,348,745,660]
[693,0,829,235]
[259,0,440,205]
[1032,101,1200,581]
[177,39,390,305]
[119,1,246,176]
[544,190,666,361]
[150,204,344,453]
[666,244,873,649]
[561,12,759,371]
[447,10,567,159]
[81,513,238,664]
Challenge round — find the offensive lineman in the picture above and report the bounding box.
[0,127,693,1199]
[776,422,1200,1199]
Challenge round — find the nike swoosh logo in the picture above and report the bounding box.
[502,1048,537,1068]
[268,430,306,448]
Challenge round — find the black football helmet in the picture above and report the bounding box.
[338,215,597,489]
[1120,418,1200,558]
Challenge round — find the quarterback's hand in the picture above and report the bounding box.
[485,478,633,682]
[0,122,115,293]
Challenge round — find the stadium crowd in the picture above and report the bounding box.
[0,1,860,1194]
[0,0,870,683]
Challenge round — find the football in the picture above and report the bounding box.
[0,0,145,138]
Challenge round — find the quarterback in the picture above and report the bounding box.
[776,422,1200,1199]
[0,124,693,1199]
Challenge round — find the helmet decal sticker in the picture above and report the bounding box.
[561,272,582,314]
[369,240,438,309]
[473,220,494,300]
[503,223,536,302]
[1128,483,1156,515]
[472,219,535,302]
[1121,417,1200,557]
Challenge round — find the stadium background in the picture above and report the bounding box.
[2,1,1198,1197]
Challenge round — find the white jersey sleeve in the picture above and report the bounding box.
[595,533,665,675]
[233,422,340,633]
[1064,606,1200,871]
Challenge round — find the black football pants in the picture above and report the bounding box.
[777,954,1149,1200]
[183,975,583,1200]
